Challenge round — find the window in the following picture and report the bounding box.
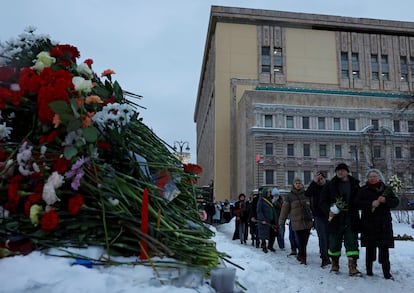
[351,53,360,78]
[261,46,270,73]
[371,54,379,80]
[348,118,356,131]
[287,171,295,185]
[372,119,379,131]
[286,116,294,128]
[395,147,402,159]
[273,47,283,73]
[304,171,311,185]
[287,144,294,156]
[411,57,414,81]
[381,55,389,80]
[335,145,342,158]
[319,144,327,157]
[264,115,273,128]
[303,144,311,157]
[341,52,349,78]
[265,170,274,185]
[265,143,273,155]
[318,117,326,130]
[408,121,414,133]
[410,147,414,159]
[350,145,358,159]
[302,116,310,129]
[374,145,381,158]
[401,56,408,81]
[334,118,341,130]
[394,120,400,133]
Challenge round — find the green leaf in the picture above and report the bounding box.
[49,100,74,124]
[64,145,78,160]
[82,126,98,143]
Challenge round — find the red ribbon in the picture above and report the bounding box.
[139,187,149,260]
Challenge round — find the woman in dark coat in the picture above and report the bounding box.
[256,187,277,253]
[354,168,399,280]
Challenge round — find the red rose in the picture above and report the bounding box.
[40,210,59,232]
[68,194,85,216]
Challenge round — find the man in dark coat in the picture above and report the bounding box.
[320,163,361,276]
[354,168,399,279]
[232,193,249,244]
[305,171,331,267]
[257,187,277,253]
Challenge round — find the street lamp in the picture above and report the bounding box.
[173,140,190,162]
[255,154,263,189]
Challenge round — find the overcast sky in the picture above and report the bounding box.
[2,0,414,162]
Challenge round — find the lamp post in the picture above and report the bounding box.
[173,140,190,162]
[255,154,263,189]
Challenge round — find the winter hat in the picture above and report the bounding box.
[271,187,280,196]
[335,163,349,173]
[293,177,302,184]
[261,187,268,196]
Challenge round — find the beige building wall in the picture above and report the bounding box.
[285,28,338,84]
[214,22,257,200]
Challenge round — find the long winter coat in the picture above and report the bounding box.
[256,196,277,240]
[354,182,399,248]
[279,188,313,231]
[320,175,360,234]
[305,180,329,218]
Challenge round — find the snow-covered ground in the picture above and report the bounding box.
[1,213,413,293]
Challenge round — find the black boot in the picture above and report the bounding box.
[262,240,268,253]
[382,261,393,280]
[366,260,373,276]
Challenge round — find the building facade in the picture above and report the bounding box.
[194,6,414,203]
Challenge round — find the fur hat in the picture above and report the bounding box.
[335,163,349,173]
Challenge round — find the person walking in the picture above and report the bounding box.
[305,171,331,268]
[212,201,222,225]
[257,187,277,253]
[222,199,232,223]
[272,189,285,250]
[320,163,361,276]
[279,178,313,265]
[354,169,400,280]
[232,193,249,244]
[248,191,260,247]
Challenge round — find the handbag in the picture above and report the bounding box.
[293,193,313,221]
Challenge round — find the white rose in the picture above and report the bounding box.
[32,51,56,72]
[72,76,93,93]
[77,63,93,78]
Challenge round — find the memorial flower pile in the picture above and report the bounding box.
[0,28,223,269]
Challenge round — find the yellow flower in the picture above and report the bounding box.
[30,204,44,226]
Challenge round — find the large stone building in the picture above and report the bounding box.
[194,6,414,203]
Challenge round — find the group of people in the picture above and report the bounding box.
[229,163,399,280]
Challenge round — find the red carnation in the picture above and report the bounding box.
[183,163,203,175]
[19,67,41,94]
[50,44,80,67]
[84,59,93,67]
[52,157,70,174]
[68,194,85,216]
[40,210,59,232]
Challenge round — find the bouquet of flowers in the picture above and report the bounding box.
[372,175,402,212]
[328,197,348,222]
[0,28,224,269]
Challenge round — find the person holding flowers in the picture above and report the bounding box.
[320,163,361,276]
[354,169,400,280]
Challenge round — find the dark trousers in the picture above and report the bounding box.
[366,246,391,277]
[296,229,311,259]
[314,216,329,260]
[289,222,300,252]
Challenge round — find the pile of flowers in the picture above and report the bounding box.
[0,28,223,269]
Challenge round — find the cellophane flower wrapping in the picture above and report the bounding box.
[0,28,223,270]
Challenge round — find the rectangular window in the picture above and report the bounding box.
[286,116,294,128]
[349,118,356,131]
[287,171,295,185]
[264,114,273,128]
[303,144,311,157]
[265,170,274,185]
[351,53,360,78]
[261,46,270,73]
[410,147,414,159]
[401,56,408,81]
[334,118,341,130]
[374,145,381,158]
[341,52,349,78]
[350,145,358,159]
[372,119,379,131]
[335,145,342,158]
[273,47,283,73]
[302,116,310,129]
[381,54,389,80]
[265,143,273,155]
[371,54,379,80]
[411,57,414,81]
[318,117,326,130]
[395,147,402,159]
[287,144,294,156]
[319,144,327,157]
[394,120,400,132]
[304,171,311,185]
[408,121,414,133]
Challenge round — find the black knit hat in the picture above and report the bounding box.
[335,163,349,173]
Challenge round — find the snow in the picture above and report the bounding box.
[1,213,414,293]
